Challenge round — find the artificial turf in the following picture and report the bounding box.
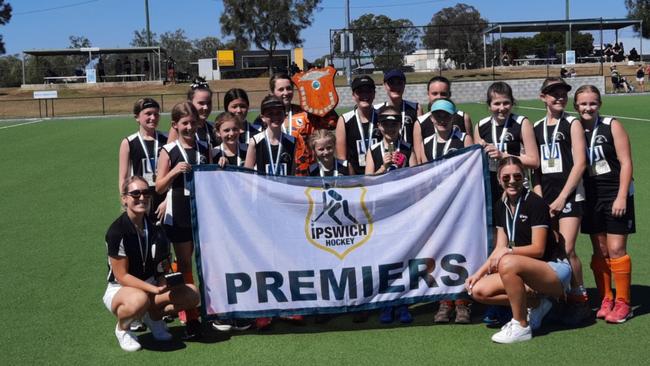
[0,95,648,364]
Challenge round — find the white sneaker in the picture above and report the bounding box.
[528,298,553,331]
[143,313,173,341]
[115,323,142,352]
[491,319,532,344]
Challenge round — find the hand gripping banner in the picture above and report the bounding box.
[188,145,491,319]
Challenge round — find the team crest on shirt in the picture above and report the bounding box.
[304,185,373,259]
[503,132,515,142]
[595,135,608,144]
[555,132,567,141]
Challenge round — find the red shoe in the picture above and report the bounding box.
[282,315,305,325]
[255,317,272,330]
[605,300,632,323]
[596,298,614,319]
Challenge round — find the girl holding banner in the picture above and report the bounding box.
[574,85,635,323]
[466,157,571,344]
[532,78,591,323]
[156,102,212,339]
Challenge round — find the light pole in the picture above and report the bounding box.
[565,0,571,52]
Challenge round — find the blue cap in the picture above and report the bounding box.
[430,99,457,115]
[383,69,405,82]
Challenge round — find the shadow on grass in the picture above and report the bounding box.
[138,325,231,351]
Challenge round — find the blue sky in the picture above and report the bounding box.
[2,0,645,60]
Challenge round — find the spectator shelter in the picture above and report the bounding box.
[482,18,643,70]
[21,46,166,85]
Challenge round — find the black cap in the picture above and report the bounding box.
[541,78,571,94]
[377,113,402,124]
[351,76,375,91]
[260,96,285,113]
[383,69,406,82]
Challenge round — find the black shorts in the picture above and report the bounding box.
[581,195,636,235]
[163,224,193,243]
[555,195,583,219]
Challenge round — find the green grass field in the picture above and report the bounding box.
[1,95,648,364]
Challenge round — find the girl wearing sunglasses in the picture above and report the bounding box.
[466,157,571,344]
[103,176,199,351]
[156,102,212,339]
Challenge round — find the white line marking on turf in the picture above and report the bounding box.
[0,119,45,130]
[516,106,650,123]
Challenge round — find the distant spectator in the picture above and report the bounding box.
[560,67,569,78]
[143,58,150,80]
[610,65,628,93]
[569,67,577,78]
[501,48,511,66]
[115,58,123,75]
[166,57,176,84]
[97,57,106,82]
[646,64,650,83]
[612,42,624,62]
[124,56,132,75]
[636,64,645,92]
[548,43,557,64]
[289,61,300,75]
[74,64,84,77]
[604,43,613,62]
[629,47,639,62]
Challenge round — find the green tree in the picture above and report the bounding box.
[131,29,160,47]
[335,14,419,70]
[625,0,650,38]
[159,29,193,73]
[0,0,12,54]
[422,3,488,69]
[0,54,21,86]
[191,36,224,60]
[220,0,322,73]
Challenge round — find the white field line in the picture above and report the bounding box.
[0,119,45,130]
[515,105,650,123]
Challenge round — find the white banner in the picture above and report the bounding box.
[190,146,490,319]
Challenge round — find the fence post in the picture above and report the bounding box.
[161,94,165,113]
[38,100,42,118]
[102,96,105,115]
[51,99,55,117]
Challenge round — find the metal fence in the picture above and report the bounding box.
[329,21,639,81]
[0,90,270,119]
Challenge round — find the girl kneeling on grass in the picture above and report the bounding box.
[104,176,199,352]
[466,157,572,344]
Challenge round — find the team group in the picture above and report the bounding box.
[104,69,635,350]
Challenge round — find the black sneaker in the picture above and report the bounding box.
[211,319,233,332]
[182,319,202,340]
[232,319,253,331]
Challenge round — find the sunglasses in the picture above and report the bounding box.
[123,188,153,198]
[500,173,523,183]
